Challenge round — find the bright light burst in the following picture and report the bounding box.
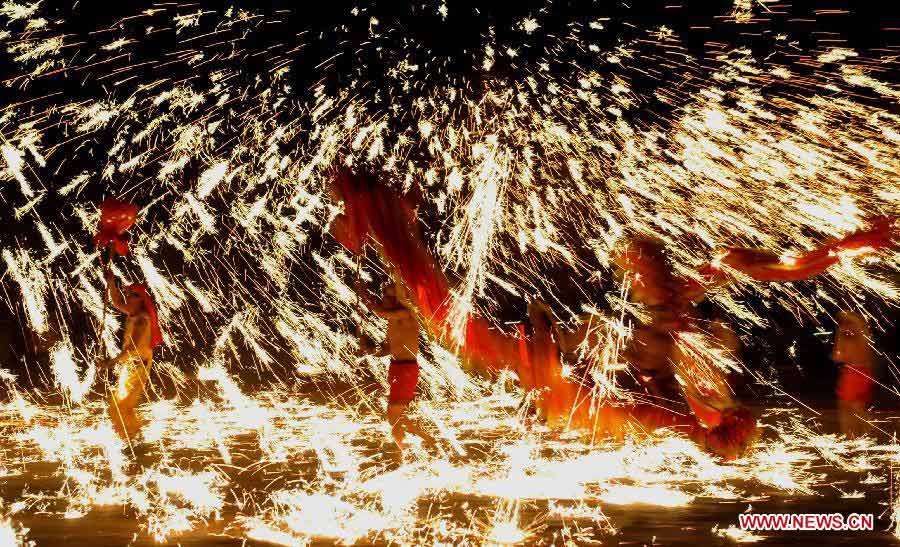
[0,0,898,544]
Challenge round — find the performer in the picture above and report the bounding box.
[553,309,680,400]
[521,297,760,458]
[523,299,579,427]
[613,237,732,410]
[832,311,876,437]
[101,267,162,442]
[329,169,520,374]
[353,278,429,451]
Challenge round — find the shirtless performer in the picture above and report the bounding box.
[101,267,162,442]
[549,307,678,401]
[608,238,693,402]
[523,297,754,459]
[354,278,428,450]
[832,311,876,437]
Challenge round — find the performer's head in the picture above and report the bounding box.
[381,279,408,307]
[612,236,667,271]
[123,285,151,315]
[612,236,675,307]
[832,311,872,365]
[527,299,554,333]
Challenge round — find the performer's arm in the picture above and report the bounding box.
[101,315,151,370]
[372,305,413,320]
[374,342,390,357]
[105,269,128,313]
[352,281,413,319]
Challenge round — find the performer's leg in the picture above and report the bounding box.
[386,360,423,450]
[627,327,680,400]
[838,402,869,437]
[108,389,132,441]
[836,364,873,437]
[387,402,409,448]
[110,358,152,442]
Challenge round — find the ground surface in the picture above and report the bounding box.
[1,384,897,546]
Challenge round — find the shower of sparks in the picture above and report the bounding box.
[0,0,898,544]
[1,388,899,544]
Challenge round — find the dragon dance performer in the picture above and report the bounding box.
[612,237,748,433]
[832,311,877,437]
[329,169,521,372]
[93,198,163,443]
[352,277,432,451]
[100,267,163,441]
[522,298,753,459]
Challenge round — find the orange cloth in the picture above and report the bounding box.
[698,217,897,289]
[330,169,519,372]
[125,284,163,348]
[108,354,152,441]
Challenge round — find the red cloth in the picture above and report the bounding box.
[698,217,897,289]
[684,393,725,428]
[126,284,163,348]
[701,407,758,460]
[388,359,419,404]
[515,324,536,392]
[836,364,874,403]
[330,169,519,373]
[93,231,131,256]
[625,404,756,460]
[94,199,139,256]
